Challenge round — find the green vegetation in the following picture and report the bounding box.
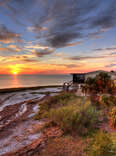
[100,95,116,109]
[35,92,101,136]
[47,102,101,135]
[34,92,77,119]
[34,72,116,156]
[87,131,116,156]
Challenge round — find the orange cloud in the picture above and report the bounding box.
[8,45,22,52]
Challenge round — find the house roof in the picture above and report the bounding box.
[71,73,86,75]
[71,70,116,76]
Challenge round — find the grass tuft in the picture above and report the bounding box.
[46,101,101,136]
[34,92,77,119]
[87,130,116,156]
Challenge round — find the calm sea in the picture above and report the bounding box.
[0,74,72,89]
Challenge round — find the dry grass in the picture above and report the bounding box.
[87,130,116,156]
[34,92,77,119]
[47,102,101,136]
[40,136,88,156]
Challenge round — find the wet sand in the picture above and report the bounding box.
[0,86,62,155]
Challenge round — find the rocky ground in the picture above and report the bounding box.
[0,87,62,156]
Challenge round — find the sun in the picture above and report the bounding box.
[9,65,20,75]
[13,71,18,75]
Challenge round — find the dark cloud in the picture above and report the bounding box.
[0,25,23,43]
[94,47,116,51]
[91,2,116,29]
[22,58,38,63]
[52,63,82,68]
[40,0,101,48]
[33,48,54,57]
[69,55,105,61]
[47,33,81,48]
[92,16,115,29]
[0,0,101,48]
[1,0,116,49]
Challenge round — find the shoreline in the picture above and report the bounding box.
[0,85,63,155]
[0,85,62,93]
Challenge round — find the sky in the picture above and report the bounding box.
[0,0,116,74]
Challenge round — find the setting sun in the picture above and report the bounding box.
[9,65,21,75]
[13,72,17,75]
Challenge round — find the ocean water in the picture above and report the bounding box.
[0,74,72,89]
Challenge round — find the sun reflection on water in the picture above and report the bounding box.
[13,74,20,88]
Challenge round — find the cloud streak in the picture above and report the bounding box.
[1,0,116,49]
[0,25,23,44]
[2,0,116,48]
[91,2,116,29]
[94,47,116,51]
[33,47,54,57]
[0,0,116,74]
[69,56,104,61]
[105,64,116,68]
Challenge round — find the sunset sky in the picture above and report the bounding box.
[0,0,116,74]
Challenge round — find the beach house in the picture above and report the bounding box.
[71,70,116,84]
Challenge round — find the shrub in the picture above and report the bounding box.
[47,102,101,136]
[34,92,77,119]
[85,72,114,94]
[87,131,116,156]
[109,107,116,129]
[100,95,116,108]
[90,95,100,108]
